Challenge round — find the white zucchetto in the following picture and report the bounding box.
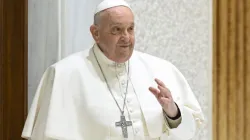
[95,0,131,14]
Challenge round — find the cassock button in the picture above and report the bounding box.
[117,64,122,67]
[127,99,131,103]
[119,72,124,76]
[121,81,126,86]
[110,62,116,67]
[135,128,139,134]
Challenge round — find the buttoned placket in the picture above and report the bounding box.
[115,68,146,140]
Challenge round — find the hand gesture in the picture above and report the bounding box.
[149,78,178,118]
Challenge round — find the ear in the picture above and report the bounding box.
[90,25,100,43]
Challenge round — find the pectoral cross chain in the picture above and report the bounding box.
[115,115,132,138]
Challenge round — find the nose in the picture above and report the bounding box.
[121,31,130,42]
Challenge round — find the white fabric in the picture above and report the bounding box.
[95,0,131,14]
[22,44,205,140]
[92,44,158,140]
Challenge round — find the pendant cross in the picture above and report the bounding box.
[115,115,132,138]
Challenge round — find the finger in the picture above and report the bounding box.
[157,85,172,98]
[155,78,166,88]
[149,87,162,99]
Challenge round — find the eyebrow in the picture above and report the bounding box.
[109,22,134,27]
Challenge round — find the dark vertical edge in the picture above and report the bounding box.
[0,0,4,138]
[1,0,28,139]
[212,0,218,139]
[24,0,28,124]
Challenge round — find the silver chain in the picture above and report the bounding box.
[92,48,129,115]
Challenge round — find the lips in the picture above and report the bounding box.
[119,45,130,48]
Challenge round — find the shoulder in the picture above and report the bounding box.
[133,50,186,80]
[47,48,91,76]
[133,50,189,87]
[133,50,176,70]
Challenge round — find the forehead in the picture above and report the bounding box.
[102,6,134,25]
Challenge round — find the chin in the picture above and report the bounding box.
[117,53,133,63]
[114,47,134,62]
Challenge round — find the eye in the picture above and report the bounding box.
[114,27,121,31]
[111,27,121,34]
[128,26,134,33]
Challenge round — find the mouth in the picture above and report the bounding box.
[119,45,130,48]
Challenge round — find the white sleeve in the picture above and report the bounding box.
[166,63,206,140]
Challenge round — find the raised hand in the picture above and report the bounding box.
[149,78,178,118]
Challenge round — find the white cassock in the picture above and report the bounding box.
[22,44,205,140]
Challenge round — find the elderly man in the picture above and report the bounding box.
[22,0,205,139]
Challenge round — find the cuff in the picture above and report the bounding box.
[166,102,181,120]
[168,104,196,140]
[163,103,182,128]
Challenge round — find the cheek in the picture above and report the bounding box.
[129,35,135,45]
[105,36,119,46]
[99,35,110,44]
[99,35,119,49]
[131,36,135,42]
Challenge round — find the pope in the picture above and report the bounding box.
[22,0,205,139]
